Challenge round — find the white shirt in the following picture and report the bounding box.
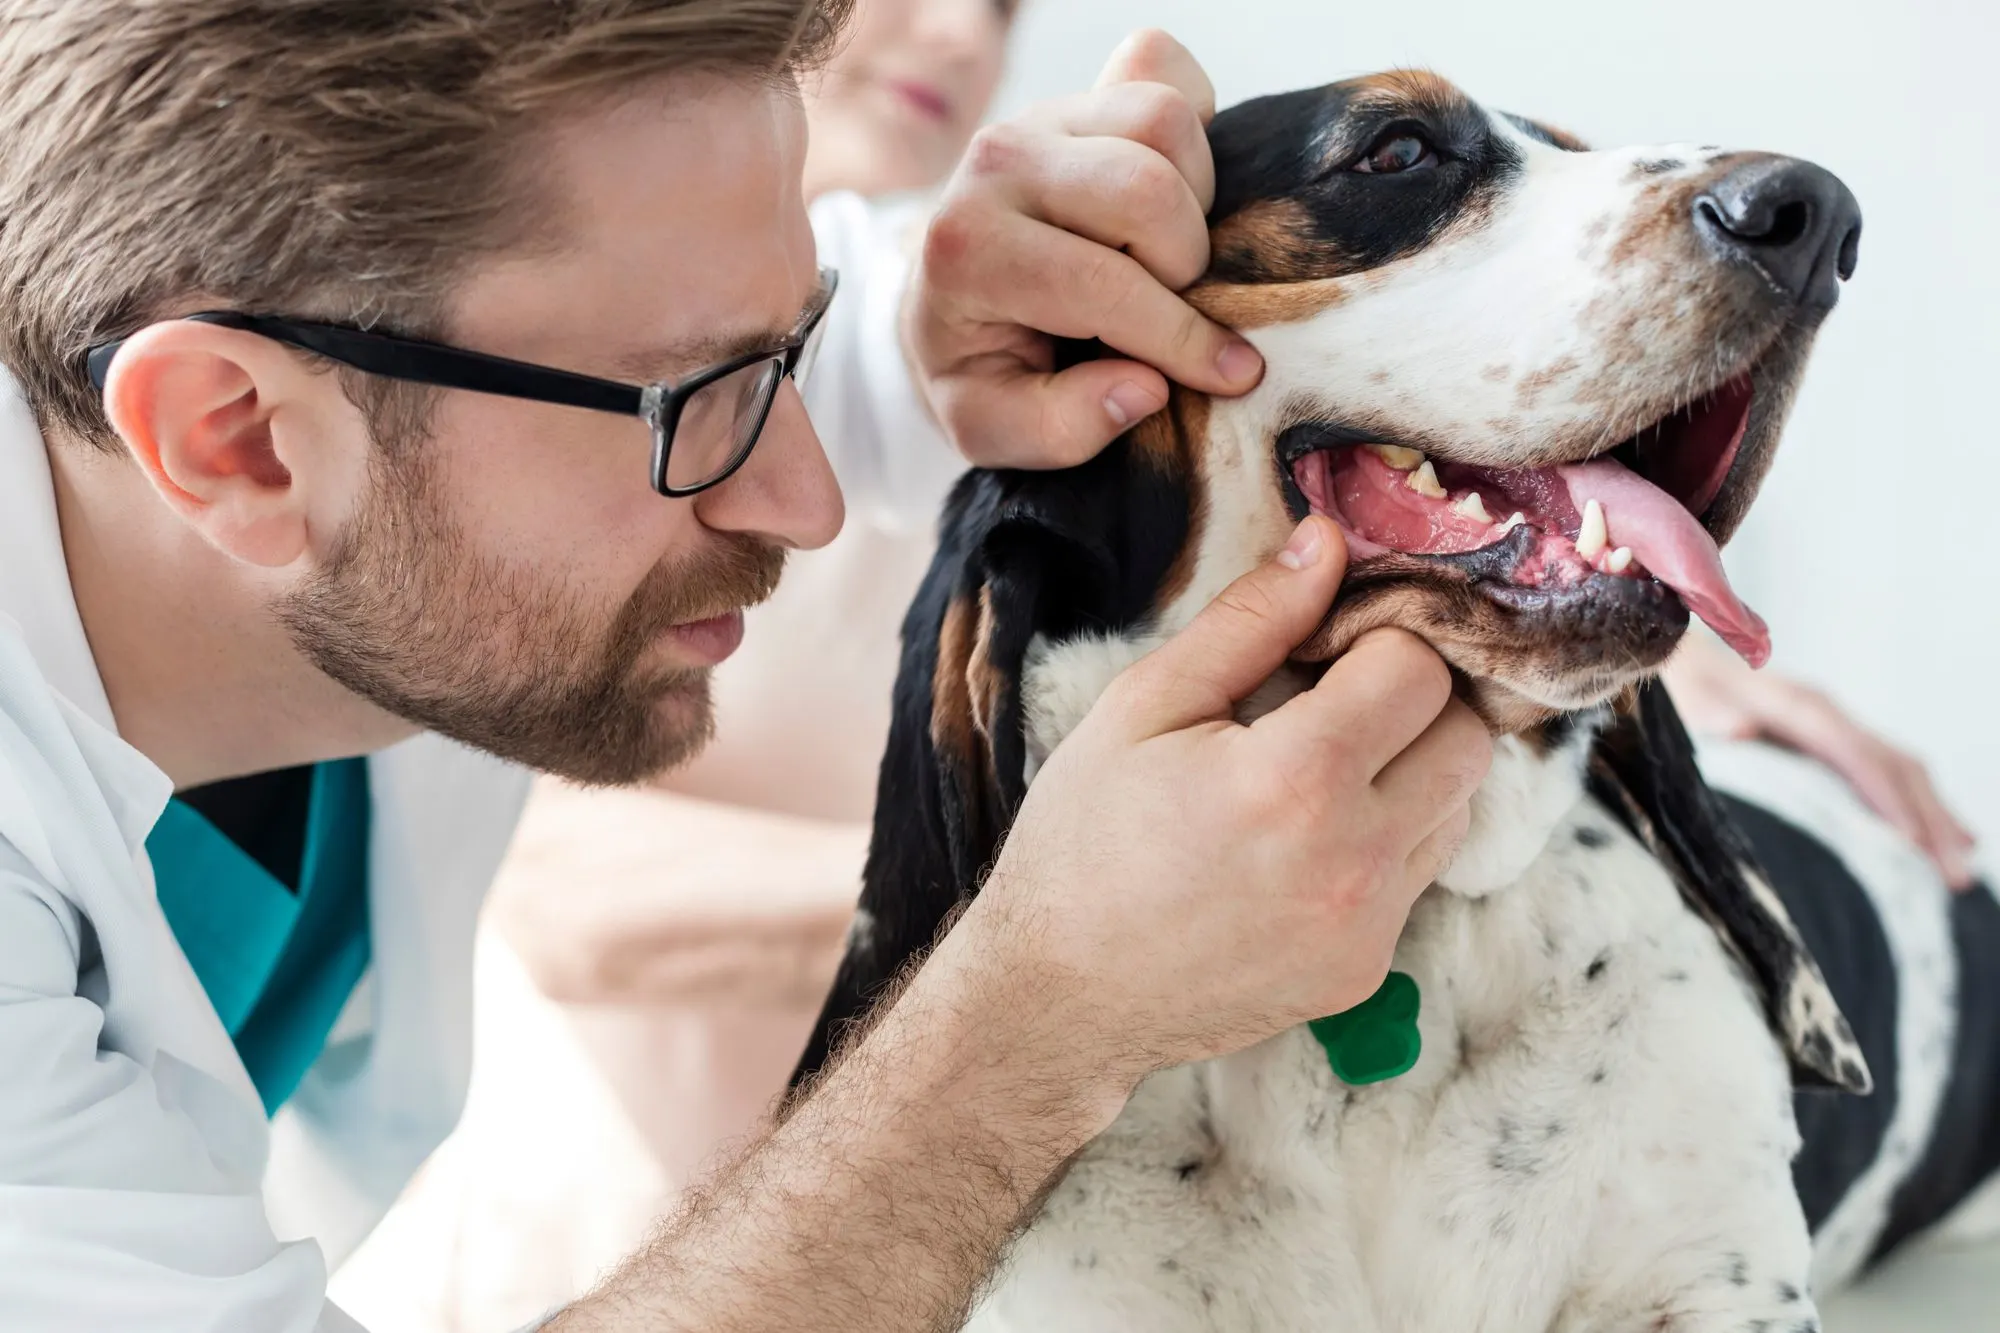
[0,193,953,1332]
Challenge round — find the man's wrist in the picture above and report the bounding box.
[885,893,1141,1151]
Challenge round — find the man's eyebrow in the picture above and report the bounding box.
[608,278,828,383]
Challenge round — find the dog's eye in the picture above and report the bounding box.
[1353,132,1439,175]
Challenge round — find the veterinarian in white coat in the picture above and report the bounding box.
[0,8,1500,1332]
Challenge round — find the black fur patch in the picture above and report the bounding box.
[1206,76,1522,284]
[1588,683,1871,1095]
[1724,797,1900,1231]
[790,443,1193,1086]
[1872,880,2000,1259]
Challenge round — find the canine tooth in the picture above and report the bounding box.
[1408,460,1447,499]
[1607,546,1634,574]
[1368,444,1426,471]
[1451,492,1493,523]
[1576,499,1608,560]
[1498,511,1527,534]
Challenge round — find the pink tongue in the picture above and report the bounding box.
[1558,459,1769,667]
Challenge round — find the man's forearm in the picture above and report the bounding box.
[547,925,1130,1332]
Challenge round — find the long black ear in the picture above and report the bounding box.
[789,430,1197,1093]
[1588,679,1873,1095]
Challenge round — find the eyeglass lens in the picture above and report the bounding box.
[662,356,786,493]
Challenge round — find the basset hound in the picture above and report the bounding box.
[793,68,2000,1332]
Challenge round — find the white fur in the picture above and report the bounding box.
[968,736,1819,1332]
[1233,129,1745,471]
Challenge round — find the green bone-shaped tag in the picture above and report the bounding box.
[1308,970,1422,1085]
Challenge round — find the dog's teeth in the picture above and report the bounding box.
[1576,499,1608,560]
[1451,492,1493,523]
[1368,444,1426,470]
[1607,546,1634,574]
[1408,461,1447,499]
[1498,511,1527,534]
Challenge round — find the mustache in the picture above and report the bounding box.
[611,535,787,651]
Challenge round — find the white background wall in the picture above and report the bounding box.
[994,0,2000,854]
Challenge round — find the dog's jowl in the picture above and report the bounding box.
[794,69,2000,1332]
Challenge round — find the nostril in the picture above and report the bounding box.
[1762,200,1812,248]
[1701,194,1813,247]
[1836,223,1862,281]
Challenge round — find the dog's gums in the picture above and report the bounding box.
[1287,374,1769,665]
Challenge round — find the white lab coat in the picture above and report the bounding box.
[0,193,953,1332]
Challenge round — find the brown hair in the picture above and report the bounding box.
[0,0,851,449]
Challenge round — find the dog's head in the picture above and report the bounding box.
[1188,69,1857,727]
[791,71,1868,1095]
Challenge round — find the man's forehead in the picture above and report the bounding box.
[452,74,815,380]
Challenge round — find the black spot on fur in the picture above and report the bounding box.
[1590,1066,1609,1085]
[1175,1158,1206,1182]
[1725,1253,1750,1286]
[1575,825,1609,849]
[1586,952,1610,982]
[1664,968,1691,983]
[1158,1257,1178,1273]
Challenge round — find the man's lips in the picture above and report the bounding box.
[665,610,746,667]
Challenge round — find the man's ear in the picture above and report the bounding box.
[1589,679,1874,1095]
[98,319,313,567]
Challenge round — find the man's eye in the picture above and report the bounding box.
[1353,133,1439,175]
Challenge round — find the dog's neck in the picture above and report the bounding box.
[1021,625,1603,900]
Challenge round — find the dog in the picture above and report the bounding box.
[792,70,2000,1331]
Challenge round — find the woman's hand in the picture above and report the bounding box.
[1664,634,1978,889]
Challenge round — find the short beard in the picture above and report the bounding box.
[278,443,784,786]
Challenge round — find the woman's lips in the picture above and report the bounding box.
[885,77,953,124]
[665,610,746,667]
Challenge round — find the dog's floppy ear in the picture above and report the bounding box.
[789,431,1199,1092]
[1588,679,1873,1095]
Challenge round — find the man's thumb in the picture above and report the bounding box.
[1116,515,1347,736]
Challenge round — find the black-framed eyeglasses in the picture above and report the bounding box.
[86,267,839,498]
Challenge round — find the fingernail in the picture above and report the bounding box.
[1105,381,1165,427]
[1277,518,1322,570]
[1217,337,1263,386]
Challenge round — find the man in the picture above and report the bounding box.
[0,3,1491,1330]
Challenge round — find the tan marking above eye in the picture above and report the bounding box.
[1186,276,1351,331]
[1207,197,1327,283]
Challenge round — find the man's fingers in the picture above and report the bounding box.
[1037,81,1217,215]
[1094,29,1216,126]
[930,209,1259,400]
[1260,629,1458,782]
[1371,696,1493,840]
[1110,516,1347,736]
[972,127,1211,290]
[928,356,1171,471]
[1405,798,1475,892]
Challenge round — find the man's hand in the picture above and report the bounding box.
[1664,633,1978,889]
[550,517,1490,1333]
[935,514,1493,1084]
[905,29,1265,470]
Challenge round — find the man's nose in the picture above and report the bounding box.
[691,381,843,551]
[1694,157,1862,310]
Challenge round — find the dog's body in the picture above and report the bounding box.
[795,71,2000,1330]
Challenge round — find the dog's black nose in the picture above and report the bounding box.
[1695,159,1862,309]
